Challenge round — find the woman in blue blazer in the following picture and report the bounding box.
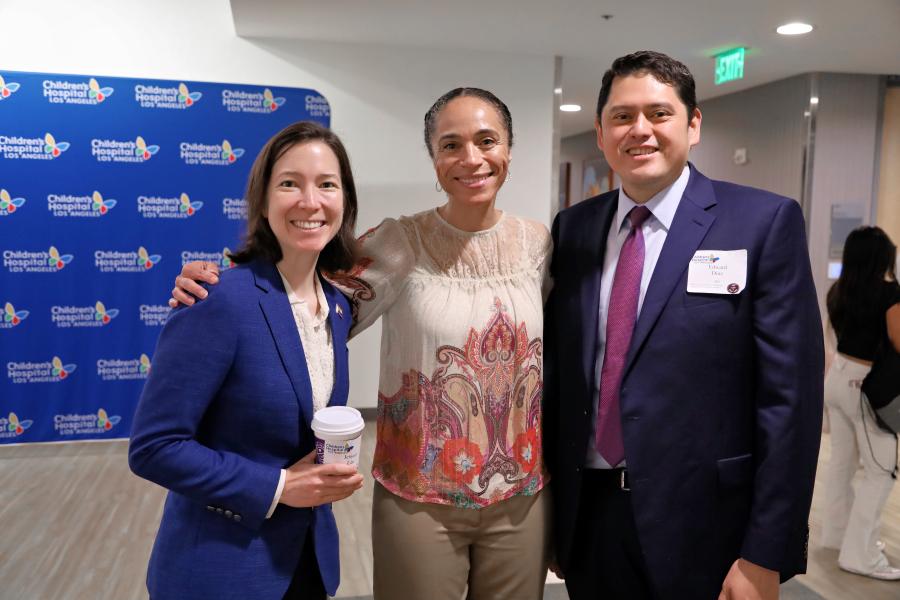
[129,121,363,600]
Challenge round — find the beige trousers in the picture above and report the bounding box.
[371,482,551,600]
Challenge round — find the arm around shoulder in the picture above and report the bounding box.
[327,217,417,337]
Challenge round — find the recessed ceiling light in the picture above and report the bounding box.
[777,22,813,35]
[560,104,581,112]
[554,87,562,95]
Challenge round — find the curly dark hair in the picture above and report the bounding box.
[423,87,513,158]
[229,121,358,272]
[596,50,698,120]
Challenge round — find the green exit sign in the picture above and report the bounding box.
[715,48,745,85]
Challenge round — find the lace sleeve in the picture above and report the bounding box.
[327,217,416,338]
[524,219,553,303]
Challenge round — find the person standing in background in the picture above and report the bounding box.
[822,226,900,580]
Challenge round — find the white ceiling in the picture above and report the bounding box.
[231,0,900,138]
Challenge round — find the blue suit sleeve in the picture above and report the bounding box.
[741,199,824,573]
[128,285,282,532]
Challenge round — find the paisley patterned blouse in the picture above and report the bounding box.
[332,209,551,508]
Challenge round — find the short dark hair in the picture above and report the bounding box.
[230,121,358,272]
[423,87,513,158]
[596,50,698,121]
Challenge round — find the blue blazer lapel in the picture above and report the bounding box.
[253,261,315,428]
[578,194,618,386]
[321,277,348,408]
[624,166,717,376]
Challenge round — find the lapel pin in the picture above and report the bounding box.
[335,305,343,318]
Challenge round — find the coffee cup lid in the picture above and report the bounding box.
[311,406,364,437]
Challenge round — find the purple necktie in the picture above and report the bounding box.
[596,205,652,467]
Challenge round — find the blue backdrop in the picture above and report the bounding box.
[0,70,330,444]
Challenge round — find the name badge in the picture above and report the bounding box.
[687,250,747,294]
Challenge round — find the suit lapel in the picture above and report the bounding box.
[624,167,717,376]
[578,194,618,386]
[253,261,315,428]
[322,277,348,408]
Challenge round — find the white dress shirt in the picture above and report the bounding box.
[585,165,690,469]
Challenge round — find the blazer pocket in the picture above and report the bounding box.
[683,292,741,311]
[717,453,754,490]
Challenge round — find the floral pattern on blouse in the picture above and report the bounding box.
[330,209,550,508]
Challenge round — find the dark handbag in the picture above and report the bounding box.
[861,344,900,435]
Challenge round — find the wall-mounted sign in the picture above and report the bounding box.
[715,48,745,85]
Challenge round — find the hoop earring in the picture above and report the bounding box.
[435,180,443,192]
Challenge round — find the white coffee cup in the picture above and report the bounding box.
[311,406,364,467]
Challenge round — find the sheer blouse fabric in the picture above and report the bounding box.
[332,209,551,508]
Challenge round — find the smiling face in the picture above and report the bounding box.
[597,73,701,203]
[431,96,510,207]
[265,141,344,264]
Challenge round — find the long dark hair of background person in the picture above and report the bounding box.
[827,226,898,332]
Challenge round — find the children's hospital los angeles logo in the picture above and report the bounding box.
[222,197,247,220]
[7,356,77,384]
[0,133,69,160]
[3,246,73,273]
[179,139,244,166]
[139,304,171,327]
[51,300,119,328]
[138,192,202,219]
[181,247,234,268]
[134,81,202,109]
[42,77,114,105]
[54,408,121,436]
[0,188,26,215]
[221,87,285,114]
[91,135,159,163]
[48,190,117,217]
[97,353,151,381]
[0,75,21,100]
[1,413,33,439]
[2,302,29,329]
[94,246,160,273]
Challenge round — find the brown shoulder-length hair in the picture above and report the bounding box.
[229,121,358,272]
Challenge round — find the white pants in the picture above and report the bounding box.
[822,354,898,572]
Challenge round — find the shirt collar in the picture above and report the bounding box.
[615,164,690,232]
[277,269,330,323]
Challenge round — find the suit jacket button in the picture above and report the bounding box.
[224,510,233,518]
[233,514,242,523]
[216,508,224,514]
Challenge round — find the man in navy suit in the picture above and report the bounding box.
[544,51,824,600]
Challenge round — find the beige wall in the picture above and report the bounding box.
[876,87,900,246]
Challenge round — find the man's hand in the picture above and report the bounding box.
[279,450,364,508]
[170,261,220,307]
[718,558,779,600]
